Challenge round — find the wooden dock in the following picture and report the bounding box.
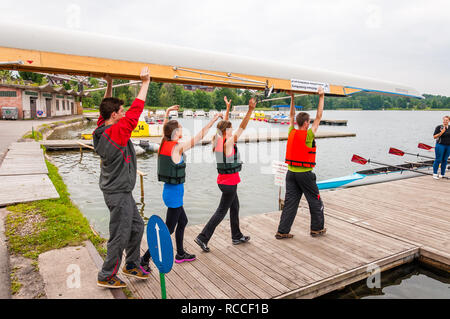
[312,119,348,126]
[119,175,448,299]
[0,142,59,207]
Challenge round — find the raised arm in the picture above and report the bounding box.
[288,91,295,127]
[224,96,232,121]
[163,105,180,126]
[136,68,150,101]
[224,98,256,152]
[310,86,325,134]
[104,75,113,99]
[96,75,113,126]
[178,113,223,154]
[116,67,151,136]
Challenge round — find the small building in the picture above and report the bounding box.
[0,83,88,119]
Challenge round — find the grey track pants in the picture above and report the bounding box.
[98,192,144,281]
[277,170,325,234]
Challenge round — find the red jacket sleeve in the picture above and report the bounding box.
[105,98,145,147]
[97,114,105,127]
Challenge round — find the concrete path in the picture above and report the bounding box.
[0,116,82,163]
[0,116,80,299]
[0,209,11,299]
[38,242,114,299]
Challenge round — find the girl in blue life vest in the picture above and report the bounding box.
[140,105,222,270]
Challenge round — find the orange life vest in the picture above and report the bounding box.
[285,129,316,168]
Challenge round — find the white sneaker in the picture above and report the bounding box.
[433,174,440,180]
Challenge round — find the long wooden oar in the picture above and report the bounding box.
[388,147,434,160]
[351,154,448,179]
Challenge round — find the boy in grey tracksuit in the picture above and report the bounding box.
[94,68,151,288]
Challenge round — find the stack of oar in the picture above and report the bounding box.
[351,142,449,180]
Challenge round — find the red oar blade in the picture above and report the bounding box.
[389,147,405,156]
[418,143,433,150]
[351,154,368,165]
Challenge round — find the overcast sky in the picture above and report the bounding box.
[1,0,449,95]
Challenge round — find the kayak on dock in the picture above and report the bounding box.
[317,160,437,190]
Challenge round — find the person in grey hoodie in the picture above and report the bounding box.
[94,67,151,289]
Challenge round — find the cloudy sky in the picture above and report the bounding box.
[1,0,449,95]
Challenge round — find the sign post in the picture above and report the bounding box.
[147,215,173,299]
[272,160,288,210]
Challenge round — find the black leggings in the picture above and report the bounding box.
[143,206,188,262]
[197,184,243,243]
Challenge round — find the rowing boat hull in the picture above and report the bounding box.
[318,163,436,190]
[0,22,422,98]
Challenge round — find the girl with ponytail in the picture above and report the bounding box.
[195,97,257,252]
[140,105,222,270]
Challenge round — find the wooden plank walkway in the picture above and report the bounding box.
[121,212,417,299]
[0,142,59,206]
[319,176,450,270]
[116,175,449,299]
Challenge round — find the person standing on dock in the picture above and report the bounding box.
[93,67,151,289]
[194,97,256,252]
[139,106,223,268]
[275,87,326,239]
[432,115,450,179]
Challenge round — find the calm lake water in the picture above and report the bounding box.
[319,262,450,299]
[47,109,449,299]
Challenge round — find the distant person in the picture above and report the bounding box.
[275,87,326,239]
[94,67,151,289]
[432,115,450,179]
[140,105,223,269]
[194,97,256,252]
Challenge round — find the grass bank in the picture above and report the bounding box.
[5,159,106,260]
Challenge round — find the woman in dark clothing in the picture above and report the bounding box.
[432,115,450,179]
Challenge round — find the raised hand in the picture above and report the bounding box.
[140,66,151,82]
[167,105,180,112]
[317,86,325,96]
[104,74,113,83]
[224,96,232,109]
[213,112,223,121]
[248,98,257,111]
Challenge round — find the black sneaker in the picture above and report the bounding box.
[232,235,250,245]
[140,256,151,274]
[175,252,196,264]
[194,237,210,252]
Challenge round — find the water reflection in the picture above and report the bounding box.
[319,262,450,299]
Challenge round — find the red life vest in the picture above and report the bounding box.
[285,129,316,168]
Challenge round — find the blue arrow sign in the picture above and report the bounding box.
[146,215,174,274]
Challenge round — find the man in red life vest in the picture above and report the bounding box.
[275,87,326,239]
